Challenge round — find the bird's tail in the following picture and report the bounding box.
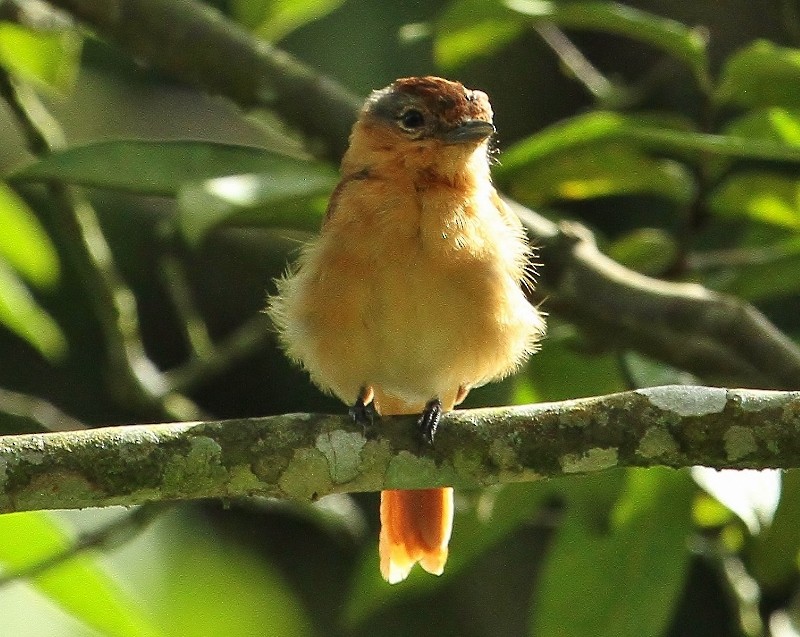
[380,487,454,583]
[373,391,455,584]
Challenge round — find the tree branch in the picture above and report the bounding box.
[42,0,800,391]
[1,385,799,514]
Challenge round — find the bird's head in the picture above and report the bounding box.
[343,76,496,180]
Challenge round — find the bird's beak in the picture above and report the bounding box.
[441,119,495,144]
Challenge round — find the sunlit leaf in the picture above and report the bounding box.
[0,259,65,359]
[505,143,695,207]
[232,0,347,41]
[716,40,800,109]
[177,169,336,244]
[530,469,695,637]
[709,172,800,230]
[725,108,800,146]
[709,108,800,178]
[505,0,709,87]
[0,511,162,637]
[434,0,524,69]
[0,181,60,288]
[498,111,800,184]
[11,140,328,196]
[0,21,82,91]
[147,509,313,637]
[692,467,781,534]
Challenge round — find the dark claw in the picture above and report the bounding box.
[418,398,442,445]
[350,394,378,438]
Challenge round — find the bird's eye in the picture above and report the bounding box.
[397,109,425,132]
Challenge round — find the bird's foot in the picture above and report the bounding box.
[418,398,442,445]
[350,389,379,438]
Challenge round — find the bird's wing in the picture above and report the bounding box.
[322,168,371,228]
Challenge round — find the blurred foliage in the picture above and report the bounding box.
[1,0,800,636]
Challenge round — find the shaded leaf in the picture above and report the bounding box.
[526,320,626,401]
[177,170,335,244]
[434,0,524,70]
[11,140,330,196]
[748,470,800,592]
[716,40,800,109]
[0,21,82,91]
[619,350,698,387]
[0,511,162,637]
[505,0,709,87]
[0,259,65,359]
[506,142,695,207]
[530,469,695,637]
[696,236,800,301]
[232,0,347,41]
[607,228,679,276]
[0,181,60,288]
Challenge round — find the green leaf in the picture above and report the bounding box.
[177,169,336,244]
[0,21,82,91]
[0,511,163,637]
[497,111,800,184]
[526,320,626,402]
[698,236,800,301]
[725,108,800,147]
[148,509,313,637]
[709,108,800,179]
[505,142,695,207]
[709,172,800,230]
[434,0,524,69]
[0,259,65,359]
[619,350,697,388]
[0,181,60,288]
[607,228,680,276]
[530,469,695,637]
[11,140,330,196]
[504,0,709,87]
[716,40,800,109]
[749,470,800,592]
[232,0,347,41]
[692,468,780,534]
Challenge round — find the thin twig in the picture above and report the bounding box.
[162,313,274,394]
[0,387,86,432]
[533,22,622,106]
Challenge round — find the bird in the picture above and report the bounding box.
[267,76,545,584]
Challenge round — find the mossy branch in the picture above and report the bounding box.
[1,385,799,514]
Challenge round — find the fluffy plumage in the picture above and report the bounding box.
[268,76,545,582]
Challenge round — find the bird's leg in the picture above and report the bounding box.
[350,385,378,438]
[418,397,442,445]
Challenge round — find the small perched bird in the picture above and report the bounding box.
[268,76,545,583]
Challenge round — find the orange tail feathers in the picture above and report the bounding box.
[379,487,454,584]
